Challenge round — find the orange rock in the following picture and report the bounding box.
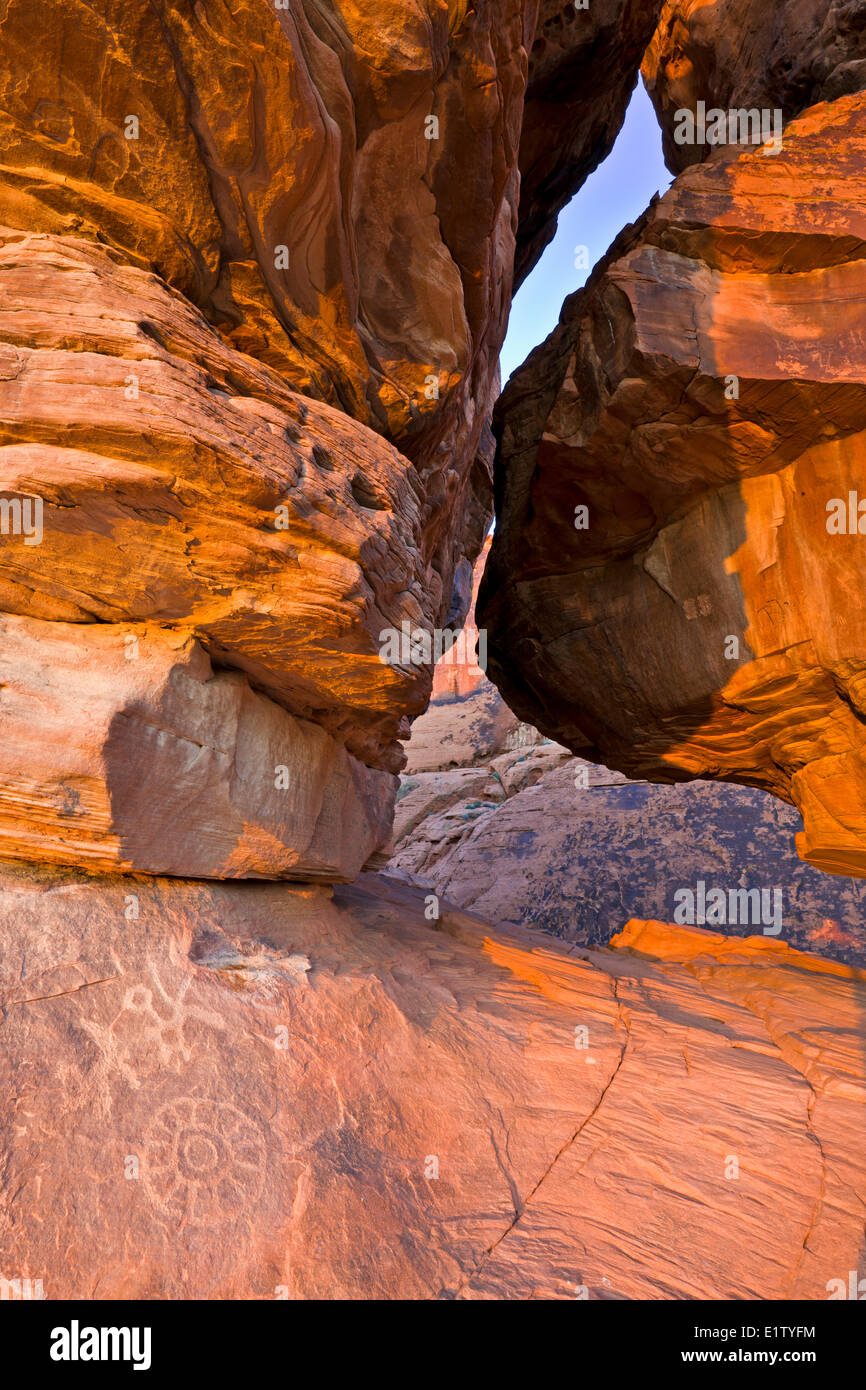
[0,1,662,858]
[0,0,539,637]
[0,612,394,880]
[484,92,866,876]
[0,230,433,774]
[1,867,864,1299]
[431,536,493,705]
[405,534,541,770]
[644,0,866,174]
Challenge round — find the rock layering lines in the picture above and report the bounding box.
[0,1,661,878]
[0,230,432,777]
[3,0,864,1306]
[0,0,656,650]
[484,91,866,878]
[391,751,866,968]
[0,868,863,1300]
[0,613,395,880]
[644,0,866,174]
[516,0,664,286]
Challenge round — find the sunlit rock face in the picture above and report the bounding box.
[0,230,437,780]
[644,0,866,173]
[2,866,865,1299]
[0,0,660,876]
[0,612,395,880]
[6,0,866,1308]
[483,91,866,878]
[0,0,527,677]
[403,535,543,771]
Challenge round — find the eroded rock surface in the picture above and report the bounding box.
[0,613,394,880]
[0,230,435,776]
[644,0,866,173]
[404,534,541,772]
[1,867,864,1299]
[391,754,866,968]
[484,92,866,877]
[0,1,665,876]
[0,0,517,529]
[3,0,864,1306]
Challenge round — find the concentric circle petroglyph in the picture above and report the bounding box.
[143,1098,266,1224]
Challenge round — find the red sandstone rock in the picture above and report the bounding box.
[393,742,572,849]
[431,537,493,705]
[404,680,531,774]
[0,230,435,775]
[0,613,394,880]
[0,0,606,659]
[0,1,661,864]
[1,867,863,1299]
[484,92,866,877]
[644,0,866,174]
[404,535,541,771]
[390,754,866,967]
[2,0,864,1308]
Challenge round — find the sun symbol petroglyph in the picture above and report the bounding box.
[143,1097,266,1225]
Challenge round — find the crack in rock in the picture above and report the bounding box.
[445,977,631,1299]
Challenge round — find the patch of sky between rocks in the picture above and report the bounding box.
[499,82,672,386]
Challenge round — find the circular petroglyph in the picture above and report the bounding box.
[143,1097,266,1224]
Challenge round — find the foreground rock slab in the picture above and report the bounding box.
[1,867,863,1299]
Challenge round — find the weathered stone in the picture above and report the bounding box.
[404,534,541,771]
[0,230,435,775]
[1,866,864,1299]
[3,0,864,1308]
[391,756,866,968]
[644,0,866,173]
[0,0,554,642]
[0,613,394,880]
[484,93,866,877]
[517,0,664,285]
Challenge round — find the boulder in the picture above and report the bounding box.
[644,0,866,173]
[0,612,394,880]
[484,92,866,876]
[0,230,433,774]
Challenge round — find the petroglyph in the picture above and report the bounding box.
[143,1097,266,1225]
